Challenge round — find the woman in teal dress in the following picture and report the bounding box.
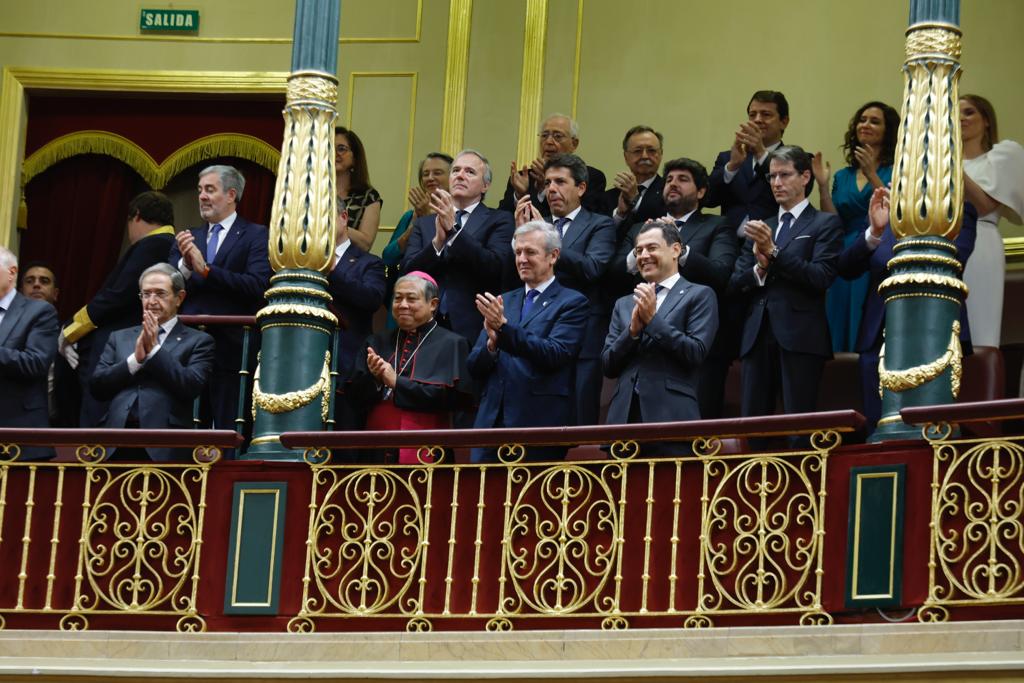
[813,101,900,353]
[382,152,453,328]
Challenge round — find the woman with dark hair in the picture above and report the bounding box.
[960,94,1024,349]
[381,152,453,328]
[813,101,900,352]
[335,126,383,251]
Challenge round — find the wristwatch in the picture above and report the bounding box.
[769,245,780,260]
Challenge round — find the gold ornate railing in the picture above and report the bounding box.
[0,429,240,632]
[903,400,1024,622]
[281,415,858,632]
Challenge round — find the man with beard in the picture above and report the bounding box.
[498,113,607,215]
[514,153,615,425]
[603,125,667,239]
[612,158,738,418]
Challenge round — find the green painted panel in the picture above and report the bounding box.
[223,482,288,615]
[845,465,905,608]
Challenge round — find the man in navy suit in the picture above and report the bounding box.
[838,187,977,431]
[498,114,607,216]
[603,125,667,241]
[468,220,589,463]
[402,150,514,344]
[0,247,59,460]
[91,264,215,462]
[705,90,790,230]
[61,191,177,427]
[729,145,843,418]
[169,164,271,435]
[515,153,616,424]
[327,197,386,428]
[603,222,718,456]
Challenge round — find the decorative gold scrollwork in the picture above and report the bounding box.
[253,351,332,422]
[691,437,722,458]
[287,616,316,633]
[877,273,968,295]
[485,617,513,632]
[683,614,712,628]
[58,613,88,631]
[406,617,432,632]
[75,445,106,464]
[416,446,445,465]
[256,304,338,325]
[303,446,333,466]
[608,439,639,460]
[0,443,20,462]
[879,321,962,396]
[176,614,206,632]
[600,616,628,630]
[497,443,526,464]
[191,445,222,465]
[799,611,833,626]
[0,614,5,630]
[809,430,841,453]
[502,465,619,615]
[916,604,950,623]
[922,421,954,443]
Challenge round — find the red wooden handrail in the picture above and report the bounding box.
[0,428,242,448]
[901,398,1024,425]
[280,409,866,450]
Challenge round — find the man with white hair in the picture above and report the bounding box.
[0,246,60,459]
[468,220,589,463]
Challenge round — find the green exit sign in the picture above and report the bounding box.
[140,8,199,33]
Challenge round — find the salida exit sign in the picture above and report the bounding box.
[139,8,199,33]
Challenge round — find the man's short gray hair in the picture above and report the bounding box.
[541,113,580,139]
[140,263,185,295]
[394,273,439,302]
[199,164,246,202]
[454,148,492,185]
[514,220,561,254]
[0,246,16,269]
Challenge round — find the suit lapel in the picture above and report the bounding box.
[520,282,558,328]
[460,205,488,240]
[654,277,689,321]
[0,293,26,346]
[213,218,245,265]
[561,209,592,250]
[678,212,707,247]
[160,320,186,355]
[505,288,524,327]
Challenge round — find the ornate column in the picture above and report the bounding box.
[872,0,963,441]
[243,0,340,459]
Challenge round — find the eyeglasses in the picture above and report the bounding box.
[139,290,172,301]
[539,131,569,142]
[335,145,351,157]
[767,171,797,182]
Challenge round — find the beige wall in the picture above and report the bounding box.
[2,0,1023,253]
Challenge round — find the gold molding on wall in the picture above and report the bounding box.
[440,0,473,155]
[571,0,584,119]
[0,67,289,249]
[0,0,424,45]
[515,0,548,166]
[344,71,418,206]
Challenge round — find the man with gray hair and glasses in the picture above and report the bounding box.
[169,164,270,438]
[91,263,215,462]
[0,246,59,460]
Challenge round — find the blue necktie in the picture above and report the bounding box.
[206,223,223,263]
[776,212,793,242]
[521,289,540,318]
[554,217,570,238]
[453,210,467,235]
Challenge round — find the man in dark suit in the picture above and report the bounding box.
[0,247,59,460]
[498,114,607,215]
[603,125,667,241]
[613,158,738,418]
[91,264,215,462]
[60,191,177,427]
[838,187,978,431]
[603,222,718,455]
[729,145,843,418]
[327,197,386,429]
[704,90,790,230]
[402,149,514,344]
[169,164,271,435]
[469,220,589,463]
[514,153,616,424]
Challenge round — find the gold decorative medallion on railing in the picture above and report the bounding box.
[918,429,1024,622]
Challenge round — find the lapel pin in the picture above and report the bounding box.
[542,301,549,306]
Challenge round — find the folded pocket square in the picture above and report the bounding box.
[793,235,811,240]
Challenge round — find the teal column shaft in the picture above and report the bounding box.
[290,0,340,72]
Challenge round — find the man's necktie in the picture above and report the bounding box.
[522,289,540,318]
[674,219,685,230]
[777,212,794,241]
[206,223,223,264]
[453,210,467,235]
[554,217,570,238]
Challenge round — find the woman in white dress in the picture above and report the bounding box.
[960,94,1024,348]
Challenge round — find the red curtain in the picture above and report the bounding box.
[19,155,148,321]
